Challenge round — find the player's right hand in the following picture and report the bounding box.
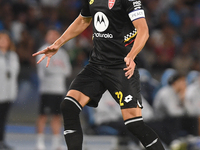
[32,44,59,67]
[124,57,136,79]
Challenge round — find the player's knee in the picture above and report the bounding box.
[60,96,82,119]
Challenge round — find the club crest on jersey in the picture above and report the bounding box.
[108,0,115,9]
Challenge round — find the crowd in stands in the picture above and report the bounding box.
[0,0,199,79]
[139,68,200,147]
[0,0,200,149]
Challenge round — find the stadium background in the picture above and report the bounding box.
[0,0,200,149]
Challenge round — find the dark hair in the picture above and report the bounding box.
[0,30,11,38]
[168,73,184,85]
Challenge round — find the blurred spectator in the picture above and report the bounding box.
[153,72,187,145]
[0,31,20,150]
[185,74,200,117]
[154,72,186,120]
[35,29,72,150]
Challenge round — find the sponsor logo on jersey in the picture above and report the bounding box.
[133,0,141,10]
[108,0,115,9]
[94,12,113,38]
[94,33,113,38]
[94,12,109,32]
[89,0,94,5]
[63,130,76,135]
[124,95,133,103]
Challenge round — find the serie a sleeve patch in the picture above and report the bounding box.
[128,9,145,21]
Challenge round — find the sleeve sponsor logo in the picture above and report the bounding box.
[128,9,145,21]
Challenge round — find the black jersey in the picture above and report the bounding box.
[81,0,145,66]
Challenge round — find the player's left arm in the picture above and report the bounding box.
[128,18,149,60]
[124,18,149,79]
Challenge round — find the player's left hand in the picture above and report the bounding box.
[32,44,59,67]
[124,57,136,79]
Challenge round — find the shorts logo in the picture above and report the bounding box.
[94,12,109,32]
[108,0,115,9]
[124,95,133,103]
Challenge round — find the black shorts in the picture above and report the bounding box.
[69,63,142,109]
[39,94,63,115]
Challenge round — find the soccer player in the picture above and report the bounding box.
[32,0,165,149]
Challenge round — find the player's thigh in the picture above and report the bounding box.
[67,64,106,108]
[105,67,142,109]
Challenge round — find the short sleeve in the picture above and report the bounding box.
[80,0,92,17]
[122,0,145,22]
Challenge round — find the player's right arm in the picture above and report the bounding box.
[54,15,92,48]
[32,15,92,67]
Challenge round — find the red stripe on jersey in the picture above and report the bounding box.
[125,39,135,47]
